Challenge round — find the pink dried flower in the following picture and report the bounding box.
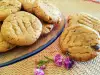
[34,68,44,75]
[54,54,63,67]
[40,65,46,70]
[64,57,74,69]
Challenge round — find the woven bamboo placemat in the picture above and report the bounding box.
[0,38,100,75]
[0,39,69,75]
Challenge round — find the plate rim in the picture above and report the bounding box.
[0,18,66,68]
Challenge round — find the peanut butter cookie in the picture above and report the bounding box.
[42,22,54,35]
[60,25,100,61]
[0,0,21,21]
[1,11,42,46]
[68,13,100,34]
[0,32,15,52]
[33,0,62,24]
[18,0,35,13]
[0,22,15,52]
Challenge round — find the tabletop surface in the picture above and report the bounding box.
[0,0,100,75]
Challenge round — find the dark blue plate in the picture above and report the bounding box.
[0,16,66,68]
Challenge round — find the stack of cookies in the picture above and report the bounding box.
[0,0,62,52]
[60,13,100,61]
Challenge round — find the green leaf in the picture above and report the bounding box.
[37,56,54,68]
[38,60,48,67]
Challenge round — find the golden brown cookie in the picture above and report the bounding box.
[0,22,2,26]
[0,32,15,52]
[0,23,15,52]
[33,0,62,24]
[68,13,100,34]
[18,0,35,13]
[60,25,100,61]
[42,22,54,35]
[1,11,42,46]
[0,0,21,21]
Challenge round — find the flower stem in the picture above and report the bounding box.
[44,56,54,62]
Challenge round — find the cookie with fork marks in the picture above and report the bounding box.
[68,13,100,34]
[1,11,42,46]
[0,0,21,21]
[60,25,100,61]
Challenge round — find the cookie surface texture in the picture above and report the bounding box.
[33,0,62,23]
[42,22,54,35]
[1,11,42,46]
[0,0,21,21]
[18,0,35,13]
[0,32,15,52]
[68,13,100,34]
[60,25,100,61]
